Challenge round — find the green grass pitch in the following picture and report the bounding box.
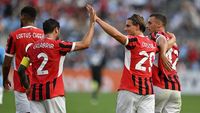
[0,91,200,113]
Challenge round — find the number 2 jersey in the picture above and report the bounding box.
[150,32,181,91]
[5,26,44,92]
[26,38,75,101]
[119,35,158,95]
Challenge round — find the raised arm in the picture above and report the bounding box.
[73,5,95,51]
[95,14,128,45]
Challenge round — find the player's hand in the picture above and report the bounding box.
[167,32,176,43]
[3,79,11,90]
[86,4,96,23]
[160,54,173,71]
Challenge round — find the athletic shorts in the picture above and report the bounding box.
[116,90,155,113]
[14,91,30,113]
[154,86,182,113]
[0,87,3,104]
[30,96,66,113]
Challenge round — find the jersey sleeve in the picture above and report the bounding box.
[125,36,138,50]
[58,41,75,55]
[150,32,166,43]
[5,33,16,57]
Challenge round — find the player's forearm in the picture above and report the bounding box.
[74,22,95,51]
[2,64,11,81]
[82,22,95,48]
[18,65,29,89]
[158,37,168,55]
[96,17,126,45]
[2,56,12,81]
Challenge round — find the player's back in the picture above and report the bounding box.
[27,38,64,83]
[119,35,157,95]
[8,26,44,68]
[6,26,44,92]
[26,38,73,100]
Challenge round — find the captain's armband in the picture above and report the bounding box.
[21,57,30,67]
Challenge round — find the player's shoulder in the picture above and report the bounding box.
[58,40,73,48]
[17,26,43,32]
[127,35,154,43]
[152,31,165,35]
[133,35,151,42]
[31,27,43,33]
[127,35,138,42]
[150,31,166,40]
[33,38,59,47]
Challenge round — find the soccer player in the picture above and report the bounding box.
[0,46,5,104]
[146,14,181,113]
[88,5,169,113]
[89,44,106,105]
[2,6,44,113]
[17,5,95,113]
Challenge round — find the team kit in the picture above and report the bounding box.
[2,5,181,113]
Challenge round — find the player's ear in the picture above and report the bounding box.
[54,27,59,34]
[157,20,163,28]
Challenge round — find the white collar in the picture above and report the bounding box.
[22,26,37,29]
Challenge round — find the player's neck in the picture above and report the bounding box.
[157,27,165,32]
[22,23,34,27]
[45,34,56,40]
[134,31,143,36]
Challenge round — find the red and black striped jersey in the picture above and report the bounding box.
[119,35,158,95]
[5,26,44,92]
[150,31,181,91]
[26,38,75,101]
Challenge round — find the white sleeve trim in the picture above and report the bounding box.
[71,42,76,52]
[25,43,33,52]
[124,36,129,46]
[156,34,166,43]
[5,53,14,57]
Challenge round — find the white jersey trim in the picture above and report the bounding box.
[14,57,16,71]
[71,42,76,52]
[25,43,33,53]
[22,26,38,29]
[124,37,129,46]
[5,53,14,57]
[155,34,166,43]
[124,48,131,70]
[58,56,65,77]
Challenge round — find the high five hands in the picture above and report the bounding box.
[86,4,96,23]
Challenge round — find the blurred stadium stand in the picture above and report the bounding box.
[0,0,200,94]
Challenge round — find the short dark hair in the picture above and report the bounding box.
[43,18,60,34]
[21,6,37,22]
[128,14,146,32]
[150,14,167,27]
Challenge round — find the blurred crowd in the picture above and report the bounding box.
[0,0,200,71]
